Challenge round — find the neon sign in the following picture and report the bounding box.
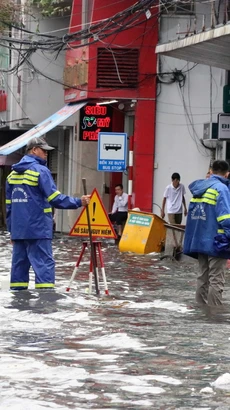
[79,104,112,141]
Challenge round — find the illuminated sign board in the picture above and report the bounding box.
[79,104,113,141]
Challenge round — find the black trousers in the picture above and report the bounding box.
[109,211,128,226]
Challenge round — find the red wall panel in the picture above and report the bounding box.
[133,100,156,212]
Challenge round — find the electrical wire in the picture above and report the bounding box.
[0,0,212,54]
[157,99,222,109]
[178,80,210,157]
[157,109,220,116]
[30,0,148,24]
[19,0,225,36]
[0,0,160,74]
[0,0,222,168]
[0,0,223,41]
[0,0,192,93]
[9,46,198,96]
[0,0,223,104]
[1,3,163,94]
[22,55,157,93]
[0,0,157,46]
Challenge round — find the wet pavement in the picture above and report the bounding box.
[1,232,230,409]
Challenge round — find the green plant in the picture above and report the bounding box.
[30,0,72,17]
[0,0,20,32]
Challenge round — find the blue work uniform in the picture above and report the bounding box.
[184,175,230,259]
[5,154,82,290]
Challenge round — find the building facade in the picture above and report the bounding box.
[2,0,227,231]
[154,0,228,222]
[0,3,81,232]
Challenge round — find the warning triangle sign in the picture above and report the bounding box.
[69,188,117,239]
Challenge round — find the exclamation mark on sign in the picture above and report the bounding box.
[92,202,96,222]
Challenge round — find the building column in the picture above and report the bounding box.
[109,107,124,210]
[133,100,156,212]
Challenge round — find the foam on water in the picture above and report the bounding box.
[63,311,89,322]
[127,299,191,313]
[0,233,227,409]
[132,399,154,406]
[91,372,166,391]
[140,375,182,385]
[211,373,230,389]
[120,385,165,394]
[0,398,68,410]
[200,387,215,394]
[0,355,88,386]
[0,309,63,331]
[81,332,145,350]
[51,349,119,362]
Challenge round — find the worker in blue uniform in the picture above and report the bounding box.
[5,137,90,290]
[184,160,230,305]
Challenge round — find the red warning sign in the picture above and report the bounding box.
[69,188,117,239]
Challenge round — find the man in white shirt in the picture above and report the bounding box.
[109,184,128,237]
[161,172,187,224]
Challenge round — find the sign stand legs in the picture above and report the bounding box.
[66,241,109,295]
[89,258,93,295]
[66,242,87,292]
[97,241,109,295]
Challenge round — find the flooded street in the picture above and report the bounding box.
[1,233,230,409]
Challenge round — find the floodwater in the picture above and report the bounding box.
[1,233,230,409]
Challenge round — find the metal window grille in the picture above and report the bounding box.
[48,149,58,174]
[97,48,139,89]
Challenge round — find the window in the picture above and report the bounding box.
[161,0,194,15]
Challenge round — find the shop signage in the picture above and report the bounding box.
[79,104,113,141]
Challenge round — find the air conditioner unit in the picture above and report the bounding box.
[203,123,218,140]
[202,123,218,148]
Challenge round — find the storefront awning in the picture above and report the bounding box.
[156,24,230,70]
[0,102,86,156]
